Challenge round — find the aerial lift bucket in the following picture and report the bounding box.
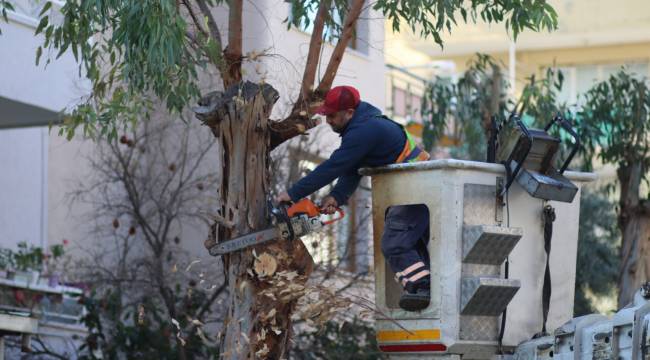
[360,116,595,359]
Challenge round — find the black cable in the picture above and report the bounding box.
[497,188,510,353]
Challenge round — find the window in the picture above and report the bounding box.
[410,94,423,122]
[393,87,407,117]
[390,86,424,122]
[555,62,649,107]
[289,1,370,55]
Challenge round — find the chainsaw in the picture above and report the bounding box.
[208,198,345,256]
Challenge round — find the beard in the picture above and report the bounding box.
[330,124,344,134]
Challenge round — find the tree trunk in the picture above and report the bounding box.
[617,161,650,307]
[194,82,314,359]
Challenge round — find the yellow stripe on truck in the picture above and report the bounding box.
[376,329,441,342]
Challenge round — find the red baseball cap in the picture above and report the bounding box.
[315,86,361,115]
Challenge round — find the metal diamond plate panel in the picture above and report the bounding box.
[463,184,500,226]
[459,315,499,341]
[463,225,523,265]
[461,263,500,277]
[461,277,521,316]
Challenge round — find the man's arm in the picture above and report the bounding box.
[287,127,376,201]
[329,171,362,206]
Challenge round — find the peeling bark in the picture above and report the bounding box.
[194,81,314,358]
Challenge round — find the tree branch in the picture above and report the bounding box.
[196,0,222,43]
[223,0,243,87]
[269,0,365,151]
[315,0,365,94]
[296,0,331,106]
[182,0,209,39]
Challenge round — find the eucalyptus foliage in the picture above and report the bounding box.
[575,188,619,316]
[374,0,557,46]
[0,0,14,34]
[516,67,569,127]
[578,70,650,174]
[422,54,508,160]
[29,0,558,141]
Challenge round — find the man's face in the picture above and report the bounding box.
[325,108,354,133]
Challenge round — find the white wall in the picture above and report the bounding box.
[0,127,47,249]
[0,1,84,252]
[0,1,84,114]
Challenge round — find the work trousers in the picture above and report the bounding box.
[380,204,430,290]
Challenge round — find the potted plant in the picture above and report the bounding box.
[39,243,66,288]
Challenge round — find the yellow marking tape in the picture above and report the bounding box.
[376,329,441,342]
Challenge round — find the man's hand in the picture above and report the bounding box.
[276,191,292,204]
[319,196,338,215]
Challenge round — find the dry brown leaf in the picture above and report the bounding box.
[241,332,250,343]
[196,327,209,343]
[264,308,277,321]
[137,304,145,325]
[257,328,267,342]
[254,253,278,277]
[239,280,248,294]
[282,271,299,281]
[255,343,270,358]
[185,260,201,272]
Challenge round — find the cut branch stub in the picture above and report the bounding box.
[193,81,280,127]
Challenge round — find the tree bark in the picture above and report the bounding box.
[617,161,650,307]
[194,82,314,359]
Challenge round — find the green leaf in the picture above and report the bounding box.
[39,1,52,17]
[35,46,42,65]
[35,16,48,35]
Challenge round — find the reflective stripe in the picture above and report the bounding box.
[395,130,430,164]
[379,343,447,352]
[408,270,430,283]
[401,269,431,287]
[376,329,441,342]
[396,262,425,278]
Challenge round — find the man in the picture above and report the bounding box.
[276,85,431,311]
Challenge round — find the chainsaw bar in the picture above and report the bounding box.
[208,227,279,256]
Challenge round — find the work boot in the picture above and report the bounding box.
[399,282,430,311]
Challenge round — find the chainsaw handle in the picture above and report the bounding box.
[322,208,345,225]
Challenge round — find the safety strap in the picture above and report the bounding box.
[541,205,556,334]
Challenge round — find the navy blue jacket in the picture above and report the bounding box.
[287,101,406,205]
